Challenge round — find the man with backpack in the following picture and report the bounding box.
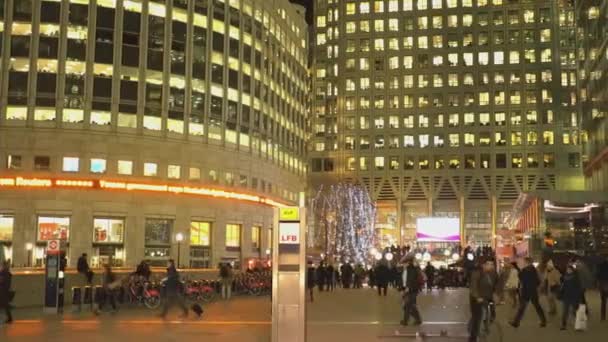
[219,263,233,300]
[400,259,423,326]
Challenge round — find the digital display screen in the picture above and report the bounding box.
[416,217,460,242]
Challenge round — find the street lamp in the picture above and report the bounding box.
[452,253,460,261]
[374,252,383,261]
[385,252,394,261]
[175,233,184,268]
[25,242,33,267]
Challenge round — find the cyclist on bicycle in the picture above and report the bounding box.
[469,259,498,342]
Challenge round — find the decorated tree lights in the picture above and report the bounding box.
[309,183,377,263]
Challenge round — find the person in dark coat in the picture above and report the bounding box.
[316,262,326,291]
[509,258,547,328]
[341,263,353,289]
[160,260,188,319]
[368,267,377,289]
[469,260,498,342]
[77,253,93,284]
[424,263,436,291]
[326,264,335,291]
[597,256,608,321]
[0,262,13,323]
[401,260,423,326]
[307,261,316,302]
[135,261,151,280]
[560,265,583,330]
[375,261,390,296]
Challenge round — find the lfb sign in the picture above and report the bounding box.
[279,222,300,245]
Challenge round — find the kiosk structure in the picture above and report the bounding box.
[272,207,306,342]
[44,240,66,314]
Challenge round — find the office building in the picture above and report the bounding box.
[0,0,308,268]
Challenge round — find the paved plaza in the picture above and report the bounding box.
[1,288,606,341]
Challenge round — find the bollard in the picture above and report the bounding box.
[71,287,82,313]
[93,285,103,312]
[83,286,93,311]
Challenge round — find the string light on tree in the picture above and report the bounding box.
[309,183,376,263]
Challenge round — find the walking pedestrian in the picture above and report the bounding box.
[375,261,390,296]
[77,253,94,284]
[497,261,510,304]
[341,263,353,289]
[400,259,423,326]
[544,260,561,316]
[97,264,118,314]
[160,259,188,319]
[354,264,365,289]
[368,267,377,289]
[559,264,583,330]
[0,262,13,324]
[509,257,547,328]
[219,263,233,300]
[326,264,335,292]
[596,256,608,321]
[307,261,316,302]
[504,262,521,309]
[468,260,498,342]
[316,262,327,291]
[573,258,593,314]
[424,263,436,292]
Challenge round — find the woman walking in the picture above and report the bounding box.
[560,265,583,330]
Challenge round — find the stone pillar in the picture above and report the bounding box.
[459,196,466,246]
[396,198,403,246]
[491,195,497,249]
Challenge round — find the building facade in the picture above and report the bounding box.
[310,0,583,247]
[577,1,608,191]
[0,0,308,268]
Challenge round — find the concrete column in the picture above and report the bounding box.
[396,198,403,246]
[459,196,465,246]
[125,204,145,268]
[491,195,497,249]
[173,206,191,268]
[69,203,94,267]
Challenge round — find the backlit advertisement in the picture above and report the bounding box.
[416,217,460,242]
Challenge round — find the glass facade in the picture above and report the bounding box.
[311,0,583,245]
[577,1,608,191]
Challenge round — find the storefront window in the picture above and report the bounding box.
[190,221,210,246]
[252,226,261,250]
[93,218,124,243]
[145,218,172,245]
[145,218,172,266]
[0,216,14,241]
[37,216,70,241]
[225,224,241,249]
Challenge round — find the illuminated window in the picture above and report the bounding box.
[346,3,356,15]
[93,218,125,243]
[388,18,399,31]
[527,131,538,145]
[225,224,241,248]
[117,160,133,175]
[448,156,460,169]
[464,133,475,147]
[38,216,70,241]
[509,51,519,64]
[543,131,554,145]
[495,132,506,146]
[359,157,369,171]
[0,216,14,242]
[190,221,210,246]
[144,162,158,176]
[495,112,506,126]
[403,135,414,147]
[251,226,261,249]
[512,154,523,169]
[417,0,427,10]
[419,135,429,148]
[355,1,368,13]
[90,158,107,173]
[62,157,79,172]
[168,164,181,179]
[346,157,356,171]
[7,155,22,170]
[403,115,414,128]
[511,132,522,146]
[374,157,385,170]
[189,167,201,180]
[448,134,459,147]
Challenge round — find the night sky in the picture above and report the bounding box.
[290,0,313,25]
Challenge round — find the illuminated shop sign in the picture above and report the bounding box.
[0,176,288,208]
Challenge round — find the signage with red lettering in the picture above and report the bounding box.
[279,222,300,245]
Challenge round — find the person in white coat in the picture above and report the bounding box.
[504,262,520,309]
